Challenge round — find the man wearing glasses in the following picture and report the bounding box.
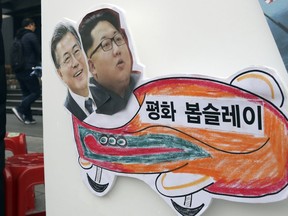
[79,8,141,115]
[51,22,98,121]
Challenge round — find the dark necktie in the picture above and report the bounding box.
[85,98,94,114]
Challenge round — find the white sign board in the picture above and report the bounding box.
[42,0,288,215]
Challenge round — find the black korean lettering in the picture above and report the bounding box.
[222,105,241,128]
[202,103,220,125]
[243,107,255,125]
[185,102,202,124]
[242,105,263,130]
[257,105,262,130]
[160,101,176,122]
[146,101,160,120]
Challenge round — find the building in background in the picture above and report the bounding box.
[1,0,41,66]
[1,0,41,115]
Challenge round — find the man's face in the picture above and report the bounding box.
[87,21,132,95]
[56,32,88,96]
[28,23,36,32]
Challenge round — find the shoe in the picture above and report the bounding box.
[12,107,25,123]
[24,118,36,125]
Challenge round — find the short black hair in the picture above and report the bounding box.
[51,22,81,69]
[21,18,35,28]
[78,9,121,55]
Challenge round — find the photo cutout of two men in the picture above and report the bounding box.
[50,6,143,127]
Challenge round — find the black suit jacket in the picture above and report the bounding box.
[64,90,99,121]
[64,91,87,121]
[89,72,140,115]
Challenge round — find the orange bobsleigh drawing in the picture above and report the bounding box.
[73,67,288,216]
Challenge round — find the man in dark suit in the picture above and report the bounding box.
[79,8,140,116]
[51,22,113,195]
[51,22,97,121]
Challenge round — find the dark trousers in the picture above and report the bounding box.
[16,70,41,120]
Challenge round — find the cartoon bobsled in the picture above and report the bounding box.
[73,67,288,216]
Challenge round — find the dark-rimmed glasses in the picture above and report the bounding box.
[59,44,82,69]
[89,33,126,58]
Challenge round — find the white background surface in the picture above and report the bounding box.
[42,0,288,215]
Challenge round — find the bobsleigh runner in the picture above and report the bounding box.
[72,67,288,216]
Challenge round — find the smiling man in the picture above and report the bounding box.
[51,22,97,121]
[79,8,140,115]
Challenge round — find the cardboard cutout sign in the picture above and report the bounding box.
[50,4,288,216]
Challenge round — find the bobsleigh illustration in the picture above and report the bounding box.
[73,67,288,216]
